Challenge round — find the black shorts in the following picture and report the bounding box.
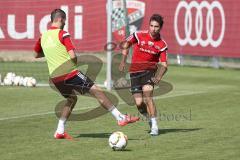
[53,72,94,98]
[130,70,156,94]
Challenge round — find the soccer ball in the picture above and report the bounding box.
[3,77,12,86]
[13,76,21,86]
[26,77,37,87]
[22,77,29,87]
[23,77,37,87]
[108,131,128,151]
[6,72,16,80]
[3,72,15,85]
[18,76,24,86]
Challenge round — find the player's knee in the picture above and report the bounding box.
[89,84,101,93]
[135,99,144,107]
[142,86,154,97]
[67,95,77,104]
[89,85,107,105]
[144,98,153,106]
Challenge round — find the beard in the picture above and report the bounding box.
[150,31,160,39]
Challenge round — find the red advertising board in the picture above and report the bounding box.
[144,0,240,58]
[0,0,239,57]
[0,0,107,51]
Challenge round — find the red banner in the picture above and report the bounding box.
[0,0,239,57]
[144,0,239,58]
[0,0,107,51]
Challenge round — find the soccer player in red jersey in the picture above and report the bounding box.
[119,14,168,136]
[34,9,139,139]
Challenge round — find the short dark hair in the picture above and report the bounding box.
[50,9,66,22]
[149,14,164,28]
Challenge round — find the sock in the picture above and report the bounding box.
[109,106,125,121]
[56,118,66,134]
[151,117,158,129]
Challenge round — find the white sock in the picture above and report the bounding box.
[109,106,125,121]
[151,117,158,129]
[56,118,66,134]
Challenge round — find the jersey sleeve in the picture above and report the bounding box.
[126,33,138,44]
[159,50,167,62]
[159,39,168,62]
[34,38,43,53]
[160,39,168,52]
[59,30,75,52]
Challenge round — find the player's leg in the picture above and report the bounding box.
[132,93,148,118]
[60,94,77,119]
[52,78,78,139]
[142,84,159,136]
[130,72,148,118]
[89,85,116,110]
[68,72,139,126]
[141,69,158,135]
[54,94,77,139]
[88,84,140,126]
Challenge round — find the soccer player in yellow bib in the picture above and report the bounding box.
[34,9,139,139]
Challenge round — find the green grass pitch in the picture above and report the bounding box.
[0,65,240,160]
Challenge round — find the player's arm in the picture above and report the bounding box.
[119,41,132,72]
[68,50,77,64]
[119,34,137,72]
[61,31,77,64]
[34,38,45,58]
[151,51,168,84]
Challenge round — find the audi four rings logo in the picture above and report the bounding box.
[174,1,225,47]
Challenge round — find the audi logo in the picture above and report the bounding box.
[174,1,225,47]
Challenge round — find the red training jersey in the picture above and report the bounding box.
[125,30,168,72]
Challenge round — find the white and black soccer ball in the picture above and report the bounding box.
[13,76,21,86]
[18,76,24,86]
[25,77,37,87]
[3,72,16,85]
[3,77,12,86]
[22,77,29,87]
[6,72,16,81]
[109,131,128,151]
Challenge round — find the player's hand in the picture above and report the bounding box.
[151,76,161,84]
[119,62,126,72]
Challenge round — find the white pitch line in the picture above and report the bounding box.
[0,106,93,121]
[0,91,205,121]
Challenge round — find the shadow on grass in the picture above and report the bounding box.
[75,128,202,139]
[128,128,202,140]
[75,132,111,138]
[159,128,202,135]
[144,128,202,135]
[75,132,151,141]
[111,149,132,152]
